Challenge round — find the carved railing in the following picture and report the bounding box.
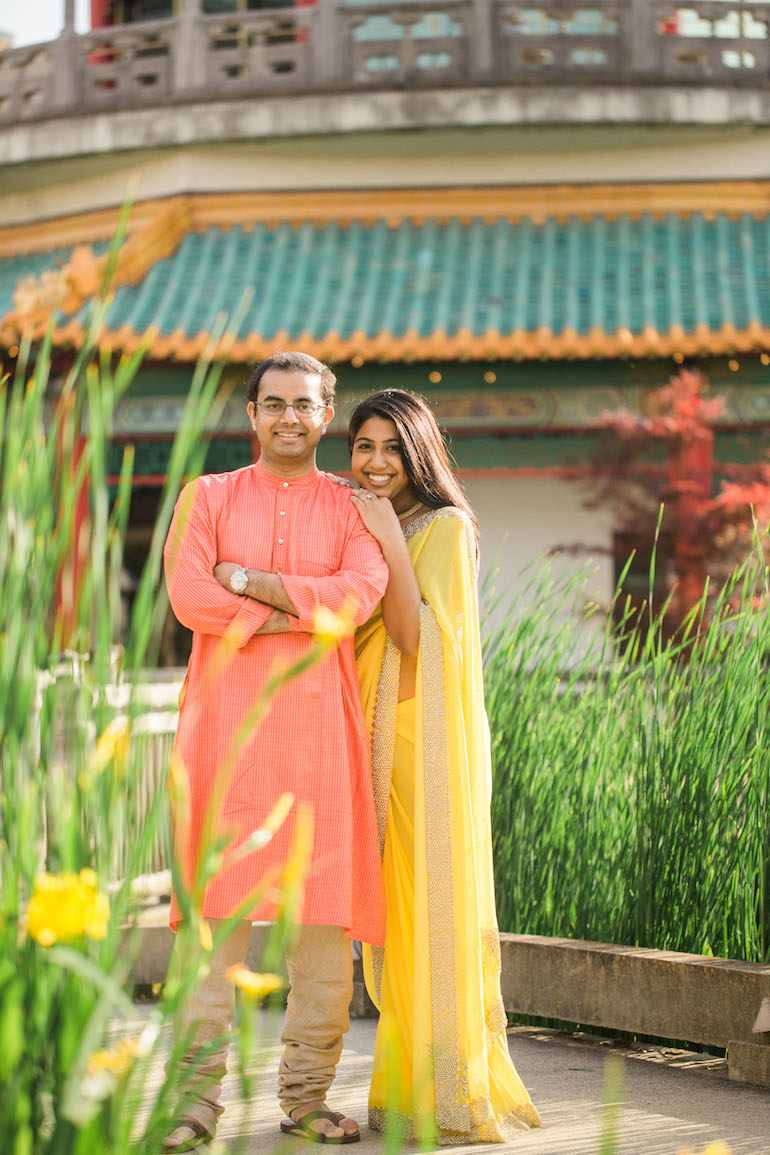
[342,1,470,85]
[497,1,627,78]
[2,0,770,125]
[198,8,315,92]
[0,41,56,121]
[653,1,770,79]
[78,20,175,106]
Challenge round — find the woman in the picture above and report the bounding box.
[348,390,541,1144]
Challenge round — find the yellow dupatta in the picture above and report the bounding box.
[356,507,540,1142]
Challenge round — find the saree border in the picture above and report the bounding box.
[420,600,471,1135]
[368,633,401,1003]
[369,505,541,1141]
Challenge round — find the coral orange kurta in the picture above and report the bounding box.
[163,461,389,945]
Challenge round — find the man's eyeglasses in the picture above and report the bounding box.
[253,400,326,417]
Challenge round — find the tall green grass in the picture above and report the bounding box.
[485,545,770,963]
[0,262,325,1152]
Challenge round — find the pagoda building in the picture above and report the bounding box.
[2,1,770,660]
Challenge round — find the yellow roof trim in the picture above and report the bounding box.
[29,317,770,365]
[5,182,770,257]
[4,187,770,360]
[3,200,193,338]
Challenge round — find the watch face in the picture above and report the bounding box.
[230,569,248,593]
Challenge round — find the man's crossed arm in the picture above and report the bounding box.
[213,563,299,634]
[165,478,388,648]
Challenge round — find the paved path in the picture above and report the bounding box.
[129,1007,770,1154]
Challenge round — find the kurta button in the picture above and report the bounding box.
[282,482,289,488]
[278,538,284,544]
[279,510,286,516]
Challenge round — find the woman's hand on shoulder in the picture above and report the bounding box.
[322,471,354,488]
[350,490,402,545]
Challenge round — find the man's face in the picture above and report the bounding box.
[248,368,333,477]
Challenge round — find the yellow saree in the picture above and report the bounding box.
[356,507,541,1144]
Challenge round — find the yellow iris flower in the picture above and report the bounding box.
[87,1037,142,1079]
[312,600,357,646]
[226,965,284,1002]
[26,868,110,947]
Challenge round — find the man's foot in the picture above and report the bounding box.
[162,1114,215,1151]
[280,1101,360,1144]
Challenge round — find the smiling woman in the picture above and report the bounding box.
[349,389,540,1144]
[350,415,415,511]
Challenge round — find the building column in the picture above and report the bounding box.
[469,0,494,79]
[54,391,91,651]
[628,0,657,75]
[312,0,341,85]
[90,0,111,30]
[53,0,77,109]
[174,0,202,96]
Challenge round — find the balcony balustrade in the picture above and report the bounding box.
[1,1,770,125]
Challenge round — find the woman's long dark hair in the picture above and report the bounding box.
[348,389,479,544]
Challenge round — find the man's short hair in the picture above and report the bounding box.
[247,352,337,407]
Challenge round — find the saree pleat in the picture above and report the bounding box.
[357,508,541,1144]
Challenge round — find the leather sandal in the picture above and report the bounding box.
[162,1115,215,1152]
[280,1108,360,1144]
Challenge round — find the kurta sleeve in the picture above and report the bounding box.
[281,506,389,632]
[164,479,273,648]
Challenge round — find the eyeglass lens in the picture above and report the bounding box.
[259,401,320,415]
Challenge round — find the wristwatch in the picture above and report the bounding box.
[229,566,249,594]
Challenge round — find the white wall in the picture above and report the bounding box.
[464,475,615,643]
[3,123,770,228]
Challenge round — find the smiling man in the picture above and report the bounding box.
[162,352,388,1150]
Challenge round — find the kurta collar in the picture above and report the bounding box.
[254,459,321,490]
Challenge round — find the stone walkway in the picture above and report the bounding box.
[127,1005,770,1154]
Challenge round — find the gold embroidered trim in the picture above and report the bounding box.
[369,1098,540,1144]
[403,506,478,576]
[481,929,508,1047]
[485,999,509,1051]
[481,927,501,963]
[420,601,471,1135]
[367,517,541,1141]
[371,635,400,858]
[368,633,401,1003]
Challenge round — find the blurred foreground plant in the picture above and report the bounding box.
[0,239,340,1153]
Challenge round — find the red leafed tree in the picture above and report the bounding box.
[590,367,770,627]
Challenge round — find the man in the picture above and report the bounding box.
[162,352,388,1149]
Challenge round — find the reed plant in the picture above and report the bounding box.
[0,252,339,1152]
[485,541,770,964]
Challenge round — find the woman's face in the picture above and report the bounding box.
[350,415,418,511]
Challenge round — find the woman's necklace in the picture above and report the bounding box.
[397,501,423,522]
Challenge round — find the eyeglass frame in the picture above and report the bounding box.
[250,399,328,417]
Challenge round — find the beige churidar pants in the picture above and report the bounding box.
[171,920,353,1132]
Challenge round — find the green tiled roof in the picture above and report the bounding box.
[0,247,75,321]
[105,213,770,356]
[6,213,770,362]
[93,214,770,339]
